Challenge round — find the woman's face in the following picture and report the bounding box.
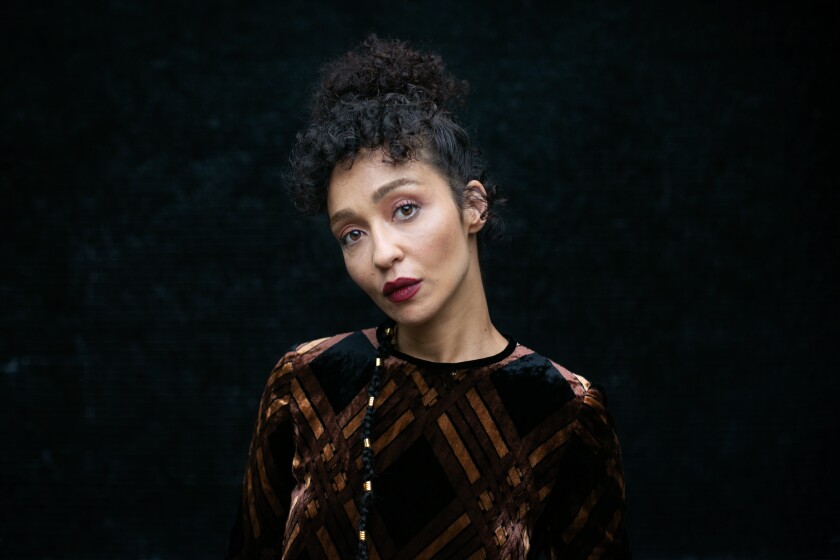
[326,150,485,328]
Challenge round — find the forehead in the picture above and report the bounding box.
[326,150,446,211]
[330,151,406,189]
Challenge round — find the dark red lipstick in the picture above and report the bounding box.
[383,277,421,303]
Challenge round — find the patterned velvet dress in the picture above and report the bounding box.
[227,322,630,559]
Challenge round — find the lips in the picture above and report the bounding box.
[383,277,421,303]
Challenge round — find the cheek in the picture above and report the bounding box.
[343,252,377,292]
[422,211,467,260]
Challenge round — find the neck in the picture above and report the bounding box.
[394,257,507,363]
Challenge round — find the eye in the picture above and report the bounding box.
[339,229,364,246]
[394,201,419,221]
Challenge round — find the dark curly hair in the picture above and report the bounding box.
[287,35,504,240]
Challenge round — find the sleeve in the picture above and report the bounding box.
[226,352,298,560]
[535,385,631,560]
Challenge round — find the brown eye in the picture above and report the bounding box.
[340,229,364,246]
[394,203,419,221]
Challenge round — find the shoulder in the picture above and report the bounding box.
[272,326,378,371]
[263,327,379,413]
[487,343,608,436]
[491,342,592,400]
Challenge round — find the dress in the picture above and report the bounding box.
[226,323,630,559]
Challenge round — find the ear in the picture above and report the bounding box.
[463,180,488,234]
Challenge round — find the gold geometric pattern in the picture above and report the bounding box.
[226,327,630,559]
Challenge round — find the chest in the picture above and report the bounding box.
[285,364,552,559]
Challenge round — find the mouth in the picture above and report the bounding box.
[383,277,422,303]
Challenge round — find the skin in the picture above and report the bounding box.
[326,149,509,363]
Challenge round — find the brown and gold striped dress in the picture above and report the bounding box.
[227,323,629,559]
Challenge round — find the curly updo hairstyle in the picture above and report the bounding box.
[287,35,504,241]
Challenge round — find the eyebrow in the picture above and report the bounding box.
[329,178,417,226]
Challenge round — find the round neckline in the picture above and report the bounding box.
[376,319,517,370]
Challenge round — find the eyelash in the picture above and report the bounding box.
[393,200,420,221]
[339,229,364,246]
[338,200,422,247]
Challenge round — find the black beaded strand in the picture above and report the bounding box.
[357,325,394,560]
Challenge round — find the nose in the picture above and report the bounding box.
[371,226,404,269]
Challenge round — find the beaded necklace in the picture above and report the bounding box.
[356,322,395,560]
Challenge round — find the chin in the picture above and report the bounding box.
[378,302,436,328]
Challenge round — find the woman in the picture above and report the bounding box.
[227,36,629,559]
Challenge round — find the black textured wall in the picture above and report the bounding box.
[2,1,836,558]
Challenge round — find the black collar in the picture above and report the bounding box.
[375,319,517,370]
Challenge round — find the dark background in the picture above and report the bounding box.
[2,1,837,558]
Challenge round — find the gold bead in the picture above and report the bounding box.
[384,327,392,336]
[363,480,372,492]
[368,396,375,407]
[375,357,382,368]
[359,530,367,541]
[363,438,371,448]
